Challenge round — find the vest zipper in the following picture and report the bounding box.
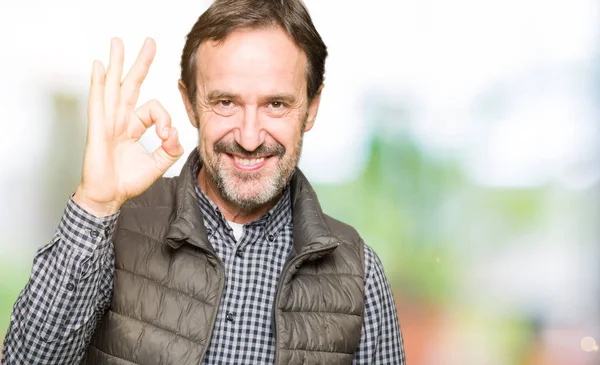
[272,243,339,364]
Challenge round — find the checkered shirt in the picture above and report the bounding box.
[1,200,118,364]
[2,174,405,364]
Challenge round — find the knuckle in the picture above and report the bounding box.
[123,95,135,107]
[122,81,141,95]
[93,75,105,86]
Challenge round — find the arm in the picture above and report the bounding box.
[1,198,119,364]
[2,36,182,363]
[353,245,406,365]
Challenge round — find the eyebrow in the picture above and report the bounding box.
[206,90,298,105]
[207,90,238,102]
[263,94,297,105]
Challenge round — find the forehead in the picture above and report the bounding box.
[196,26,308,95]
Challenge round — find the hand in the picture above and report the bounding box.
[73,38,184,217]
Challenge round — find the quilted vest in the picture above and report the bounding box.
[81,151,365,365]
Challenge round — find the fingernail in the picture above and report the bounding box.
[162,127,170,138]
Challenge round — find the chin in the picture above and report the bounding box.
[222,176,281,208]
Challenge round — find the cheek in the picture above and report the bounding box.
[199,114,236,149]
[266,124,302,153]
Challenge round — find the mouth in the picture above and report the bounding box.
[227,154,272,171]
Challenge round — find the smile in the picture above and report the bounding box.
[228,154,270,171]
[234,156,265,165]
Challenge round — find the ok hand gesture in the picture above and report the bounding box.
[74,38,184,217]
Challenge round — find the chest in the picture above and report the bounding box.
[86,220,364,365]
[202,222,293,363]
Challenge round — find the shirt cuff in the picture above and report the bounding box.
[55,196,120,256]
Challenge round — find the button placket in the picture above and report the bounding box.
[221,233,244,327]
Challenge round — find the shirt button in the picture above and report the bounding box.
[267,234,275,242]
[235,249,243,258]
[206,228,213,235]
[90,230,99,238]
[66,283,75,291]
[226,312,235,322]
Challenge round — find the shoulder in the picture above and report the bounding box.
[362,243,386,286]
[115,176,180,237]
[323,213,362,245]
[323,214,387,283]
[122,176,180,210]
[322,214,370,273]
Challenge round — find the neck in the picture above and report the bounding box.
[197,167,280,224]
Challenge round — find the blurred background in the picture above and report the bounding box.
[0,0,598,364]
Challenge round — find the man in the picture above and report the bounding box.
[2,0,405,364]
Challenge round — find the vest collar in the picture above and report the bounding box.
[165,149,215,253]
[288,169,340,256]
[165,149,340,257]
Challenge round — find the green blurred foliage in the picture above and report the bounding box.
[314,135,547,305]
[315,137,459,302]
[0,265,29,343]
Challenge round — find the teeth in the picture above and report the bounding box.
[234,156,265,166]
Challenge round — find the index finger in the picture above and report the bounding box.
[119,37,156,114]
[87,60,106,135]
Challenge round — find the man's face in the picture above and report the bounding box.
[180,26,322,210]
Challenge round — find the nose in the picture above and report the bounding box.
[234,106,265,152]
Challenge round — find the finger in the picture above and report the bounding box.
[104,38,125,121]
[161,127,184,158]
[87,60,106,135]
[119,38,156,114]
[131,99,172,140]
[152,127,184,173]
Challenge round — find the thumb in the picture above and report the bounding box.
[152,127,184,172]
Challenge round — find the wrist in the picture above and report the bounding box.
[73,188,122,217]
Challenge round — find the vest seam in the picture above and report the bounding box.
[115,268,215,308]
[283,310,362,316]
[124,203,171,208]
[87,344,139,364]
[132,322,145,359]
[280,347,355,355]
[107,309,206,345]
[295,272,363,278]
[119,226,165,246]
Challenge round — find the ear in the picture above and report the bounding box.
[178,79,198,128]
[304,84,324,132]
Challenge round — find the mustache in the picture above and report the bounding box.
[214,140,286,158]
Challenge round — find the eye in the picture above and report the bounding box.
[212,99,238,116]
[265,101,289,117]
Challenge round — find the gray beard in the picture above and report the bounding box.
[195,113,307,212]
[197,135,303,212]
